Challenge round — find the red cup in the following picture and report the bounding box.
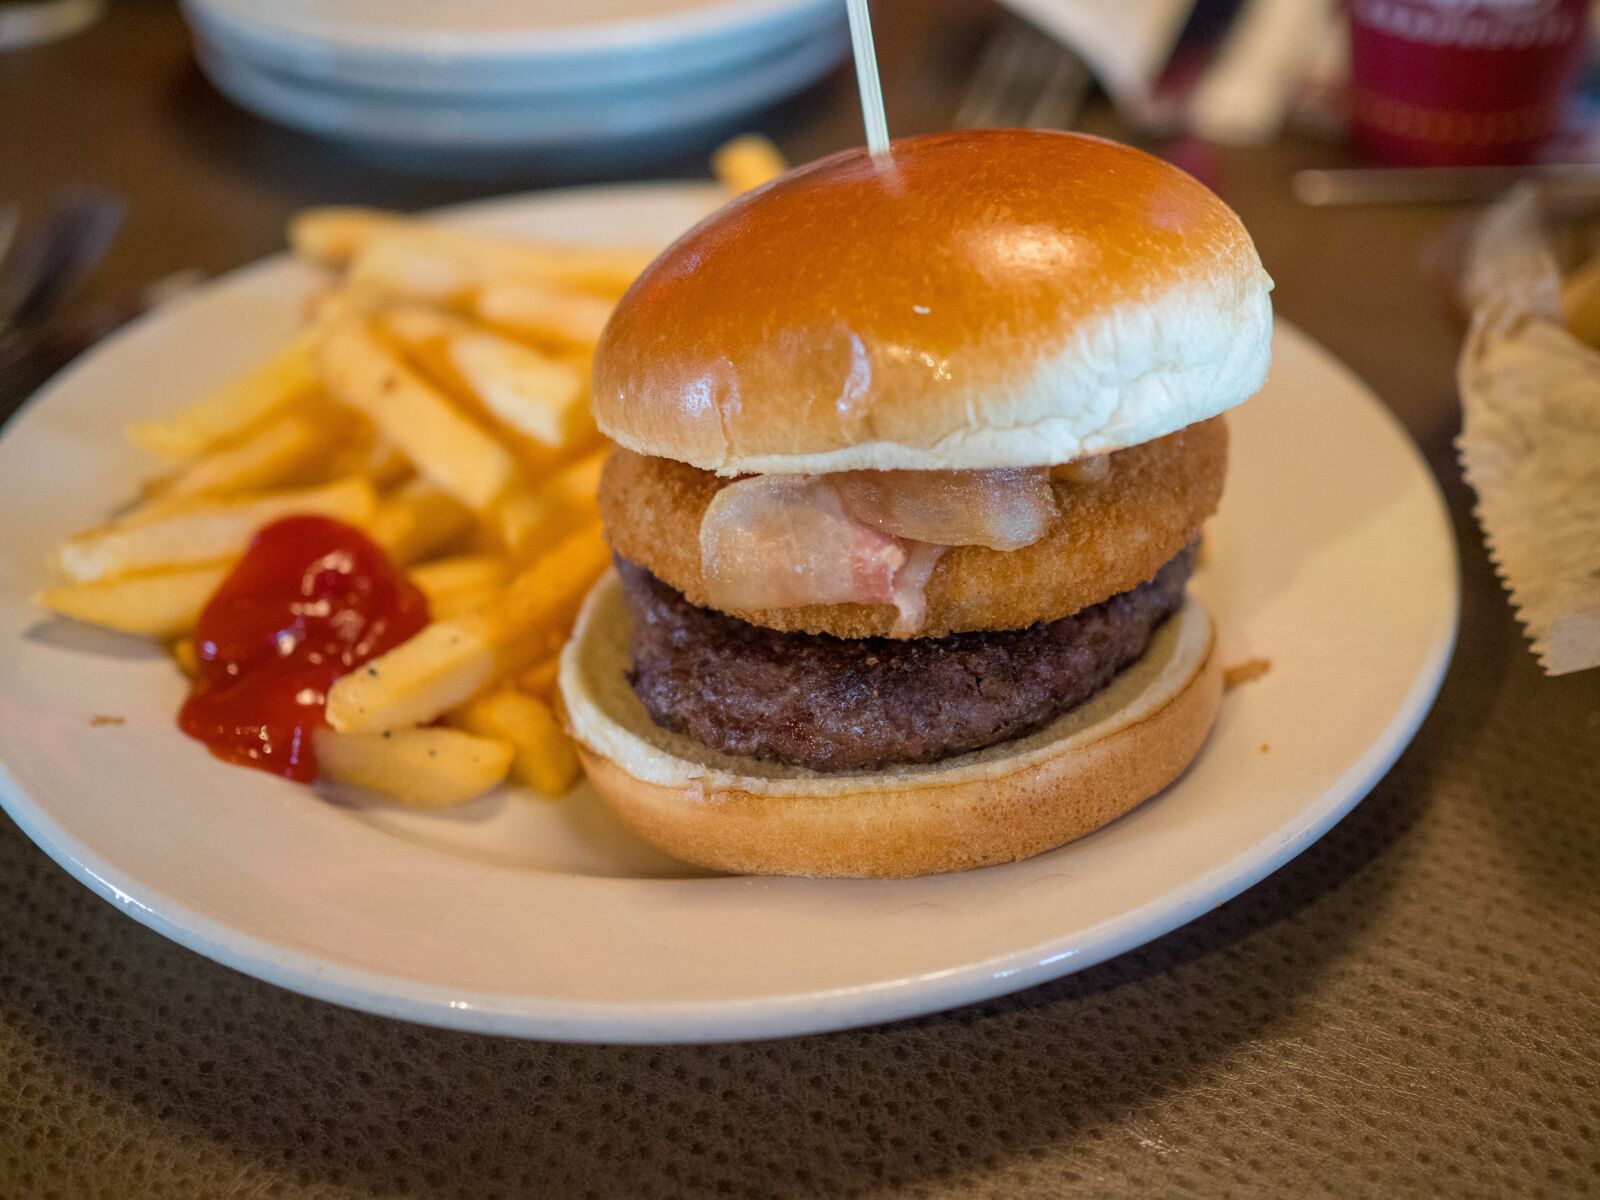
[1347,0,1590,166]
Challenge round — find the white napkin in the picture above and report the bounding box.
[1187,0,1338,144]
[1457,186,1600,675]
[995,0,1195,120]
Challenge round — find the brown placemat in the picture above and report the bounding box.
[2,2,1599,1195]
[3,529,1597,1198]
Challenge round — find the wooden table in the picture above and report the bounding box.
[2,3,1596,1197]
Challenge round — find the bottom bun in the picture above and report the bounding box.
[559,572,1222,879]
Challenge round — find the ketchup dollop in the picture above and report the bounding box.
[179,515,429,781]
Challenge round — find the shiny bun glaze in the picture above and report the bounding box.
[593,129,1272,475]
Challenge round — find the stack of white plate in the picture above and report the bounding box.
[180,0,849,174]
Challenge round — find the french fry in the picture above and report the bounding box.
[145,408,339,504]
[450,332,591,448]
[328,220,653,299]
[517,653,561,702]
[367,478,475,566]
[35,563,230,637]
[52,477,375,583]
[469,235,653,298]
[497,521,610,633]
[303,278,394,330]
[325,522,609,733]
[713,134,788,193]
[323,434,413,490]
[317,321,517,513]
[376,307,508,434]
[409,554,512,619]
[347,237,477,307]
[447,687,581,797]
[289,207,415,267]
[497,448,607,558]
[44,147,787,810]
[126,334,319,461]
[364,440,415,488]
[1562,252,1600,347]
[325,612,499,733]
[474,280,613,353]
[504,628,566,695]
[377,308,499,421]
[377,304,456,346]
[314,726,512,807]
[170,636,200,679]
[381,307,591,451]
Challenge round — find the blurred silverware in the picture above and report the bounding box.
[954,19,1091,131]
[0,268,208,422]
[0,188,125,420]
[0,187,123,347]
[1293,165,1600,207]
[0,204,19,273]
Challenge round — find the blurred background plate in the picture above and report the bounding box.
[192,24,850,175]
[179,0,847,96]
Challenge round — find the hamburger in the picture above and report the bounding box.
[559,129,1273,878]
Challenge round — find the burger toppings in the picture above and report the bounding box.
[698,467,1058,635]
[700,474,911,618]
[831,467,1059,551]
[890,542,947,637]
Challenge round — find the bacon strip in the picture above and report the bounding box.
[699,468,1057,636]
[889,542,947,637]
[700,476,908,613]
[831,467,1058,551]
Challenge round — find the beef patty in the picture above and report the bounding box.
[619,545,1195,773]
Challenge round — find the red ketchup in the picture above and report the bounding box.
[179,515,429,781]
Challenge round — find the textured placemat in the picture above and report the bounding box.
[3,520,1597,1198]
[2,2,1599,1195]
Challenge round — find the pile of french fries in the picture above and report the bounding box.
[34,135,788,809]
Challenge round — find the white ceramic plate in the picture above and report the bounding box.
[193,29,849,151]
[0,183,1457,1044]
[180,0,846,95]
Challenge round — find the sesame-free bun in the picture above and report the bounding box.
[593,129,1272,476]
[559,571,1222,878]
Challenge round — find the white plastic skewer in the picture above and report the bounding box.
[845,0,891,158]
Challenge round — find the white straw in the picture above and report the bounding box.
[845,0,890,158]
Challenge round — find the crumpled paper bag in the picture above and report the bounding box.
[1457,185,1600,675]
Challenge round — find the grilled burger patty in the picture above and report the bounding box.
[618,545,1196,773]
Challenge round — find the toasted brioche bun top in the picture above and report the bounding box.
[592,129,1272,475]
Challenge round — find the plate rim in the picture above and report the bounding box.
[0,182,1460,1044]
[181,0,845,63]
[193,25,849,148]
